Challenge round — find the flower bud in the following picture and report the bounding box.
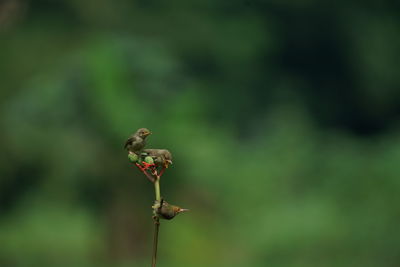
[128,153,138,163]
[144,156,154,165]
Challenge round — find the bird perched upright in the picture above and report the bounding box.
[143,149,173,168]
[124,128,151,154]
[153,199,189,220]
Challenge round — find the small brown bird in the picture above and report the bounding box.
[124,128,151,154]
[143,149,173,168]
[154,199,189,220]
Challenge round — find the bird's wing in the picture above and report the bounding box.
[124,136,137,149]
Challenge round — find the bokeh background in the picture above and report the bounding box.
[1,1,400,266]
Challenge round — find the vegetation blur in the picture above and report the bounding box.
[1,0,400,266]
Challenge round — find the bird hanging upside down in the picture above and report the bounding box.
[153,198,189,220]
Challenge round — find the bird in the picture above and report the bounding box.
[154,199,189,220]
[143,149,173,168]
[124,128,151,154]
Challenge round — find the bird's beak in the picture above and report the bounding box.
[164,159,172,168]
[178,208,189,213]
[164,160,173,169]
[144,131,152,136]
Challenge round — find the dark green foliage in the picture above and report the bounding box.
[0,1,400,266]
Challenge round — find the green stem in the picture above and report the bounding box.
[151,218,160,267]
[154,178,161,201]
[152,176,161,267]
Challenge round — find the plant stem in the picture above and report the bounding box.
[154,178,161,201]
[134,164,155,183]
[152,217,160,267]
[152,176,161,267]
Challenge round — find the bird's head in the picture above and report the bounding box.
[162,150,173,167]
[136,128,152,138]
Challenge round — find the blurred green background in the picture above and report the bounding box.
[1,1,400,266]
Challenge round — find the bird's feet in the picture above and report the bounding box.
[152,215,160,224]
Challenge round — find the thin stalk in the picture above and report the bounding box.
[154,178,161,201]
[151,217,160,267]
[152,176,161,267]
[134,164,155,183]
